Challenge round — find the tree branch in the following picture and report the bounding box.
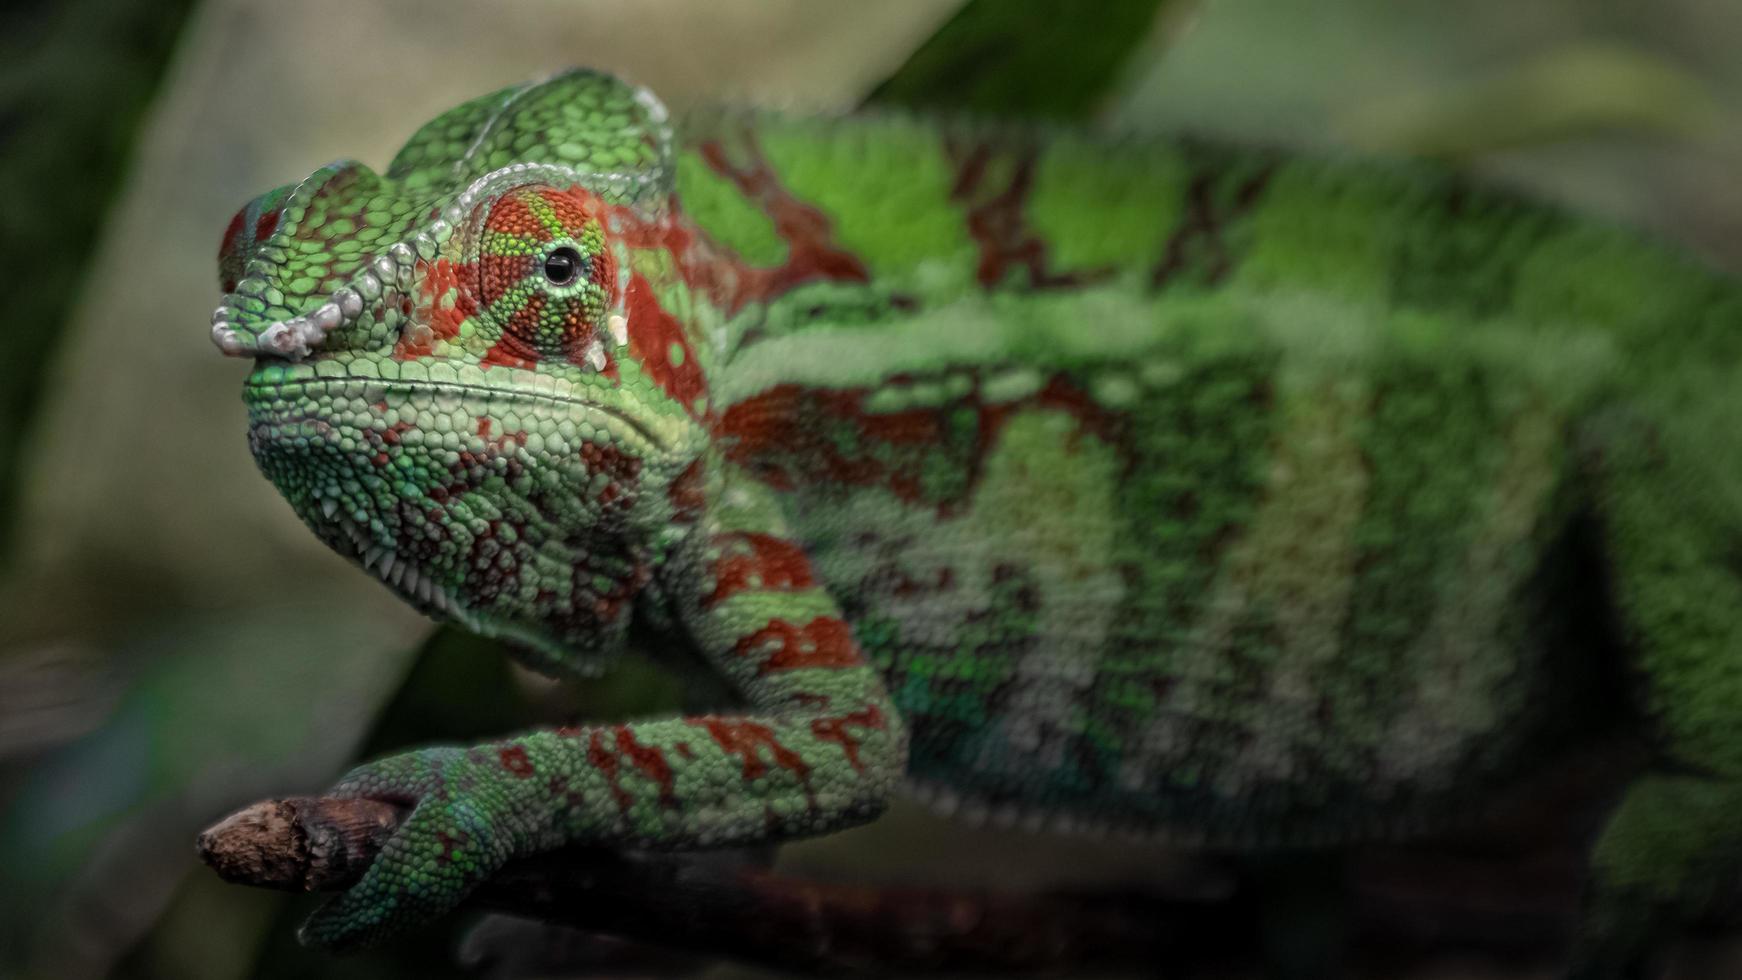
[198,796,1241,975]
[198,784,1623,975]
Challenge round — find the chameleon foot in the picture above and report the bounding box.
[298,747,514,949]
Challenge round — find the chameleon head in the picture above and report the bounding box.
[208,71,712,672]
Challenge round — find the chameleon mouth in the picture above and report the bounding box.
[244,370,669,453]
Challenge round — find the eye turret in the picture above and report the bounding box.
[477,185,618,364]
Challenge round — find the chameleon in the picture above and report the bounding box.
[207,69,1742,976]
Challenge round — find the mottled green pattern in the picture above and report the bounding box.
[212,69,1742,977]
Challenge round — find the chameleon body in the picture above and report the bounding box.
[210,70,1742,975]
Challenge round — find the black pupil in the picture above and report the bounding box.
[543,247,582,285]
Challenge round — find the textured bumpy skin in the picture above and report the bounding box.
[212,70,1742,975]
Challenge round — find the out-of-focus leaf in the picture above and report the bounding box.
[866,0,1192,118]
[0,0,201,563]
[0,645,121,758]
[1337,42,1734,159]
[0,606,418,980]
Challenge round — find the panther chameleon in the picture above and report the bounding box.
[207,69,1742,977]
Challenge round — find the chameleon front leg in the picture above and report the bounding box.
[300,480,906,949]
[1570,404,1742,978]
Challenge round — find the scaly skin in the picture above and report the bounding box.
[210,70,1742,975]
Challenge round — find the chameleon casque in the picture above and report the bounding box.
[208,69,1742,975]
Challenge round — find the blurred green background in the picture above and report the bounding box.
[5,1,1742,977]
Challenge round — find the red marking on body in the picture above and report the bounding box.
[564,550,654,626]
[609,204,693,254]
[668,458,707,525]
[218,204,270,293]
[692,717,811,786]
[219,209,246,260]
[576,441,644,500]
[719,372,1119,512]
[626,270,707,414]
[858,407,943,446]
[717,386,903,494]
[716,385,805,490]
[498,744,535,778]
[476,416,528,455]
[254,209,280,242]
[433,830,463,867]
[586,730,632,814]
[1151,161,1276,289]
[416,257,477,345]
[737,616,861,674]
[601,198,724,297]
[362,419,415,468]
[481,337,540,370]
[698,135,869,311]
[947,139,1113,290]
[1025,375,1121,447]
[615,727,677,807]
[579,440,641,476]
[891,566,956,597]
[706,532,816,607]
[810,704,887,773]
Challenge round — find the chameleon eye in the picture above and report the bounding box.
[477,186,618,363]
[543,246,583,286]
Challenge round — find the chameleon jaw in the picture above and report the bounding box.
[328,511,478,630]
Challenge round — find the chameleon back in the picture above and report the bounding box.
[680,110,1718,841]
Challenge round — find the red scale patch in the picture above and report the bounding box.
[476,416,528,454]
[810,705,887,773]
[706,531,816,607]
[691,717,812,787]
[602,199,716,296]
[498,744,535,778]
[718,374,1121,514]
[667,458,707,525]
[736,616,862,675]
[946,139,1113,290]
[219,209,245,253]
[421,258,476,340]
[586,725,678,815]
[625,271,707,415]
[433,830,465,866]
[697,134,870,311]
